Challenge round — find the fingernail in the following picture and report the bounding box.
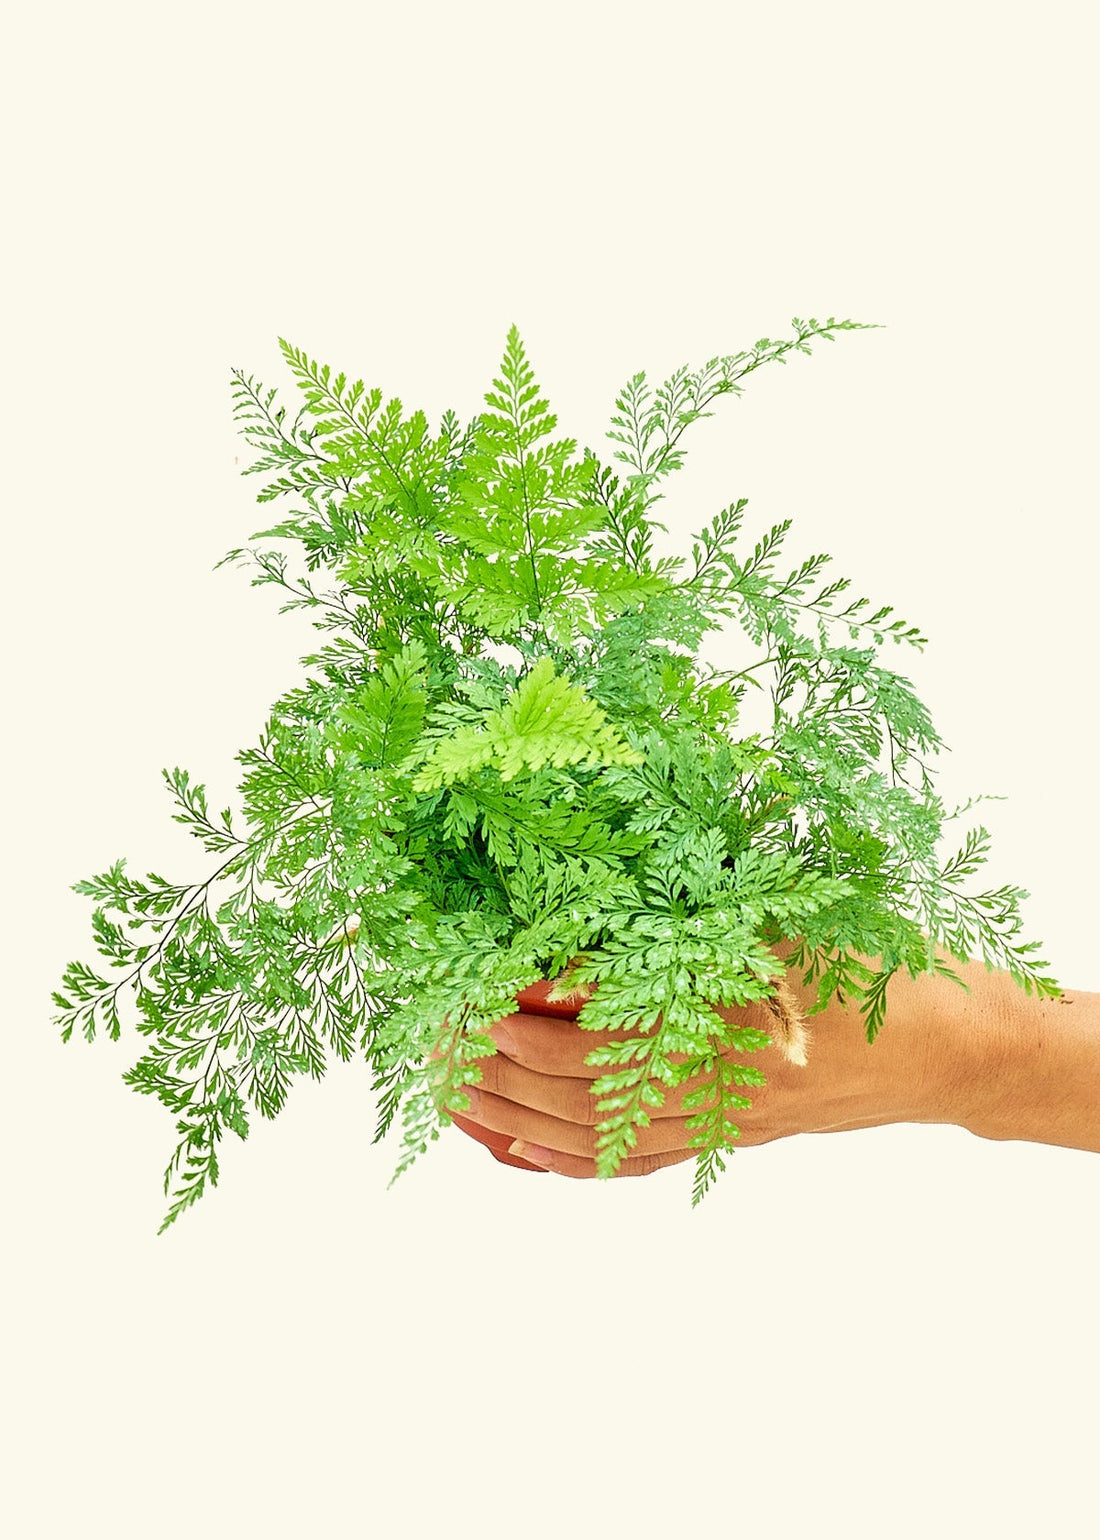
[509,1140,553,1168]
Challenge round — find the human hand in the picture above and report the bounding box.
[441,942,988,1178]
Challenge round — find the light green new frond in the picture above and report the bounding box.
[481,323,557,458]
[490,657,644,780]
[276,338,431,509]
[410,656,645,790]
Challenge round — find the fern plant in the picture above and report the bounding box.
[52,316,1061,1231]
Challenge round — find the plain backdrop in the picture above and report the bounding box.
[3,3,1097,1537]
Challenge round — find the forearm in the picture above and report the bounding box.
[950,971,1100,1153]
[772,939,1100,1154]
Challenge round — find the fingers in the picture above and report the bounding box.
[485,1009,718,1081]
[428,983,780,1184]
[452,1103,706,1179]
[456,1080,747,1163]
[448,1110,551,1172]
[468,1030,769,1123]
[435,982,777,1085]
[499,997,780,1082]
[431,1014,772,1128]
[490,1010,629,1079]
[469,1046,619,1123]
[511,1142,700,1179]
[428,1009,611,1080]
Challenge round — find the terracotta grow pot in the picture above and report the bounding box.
[513,975,595,1018]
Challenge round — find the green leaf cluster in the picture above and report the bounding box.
[53,317,1060,1231]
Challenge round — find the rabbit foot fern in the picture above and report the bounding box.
[760,973,812,1067]
[53,316,1061,1232]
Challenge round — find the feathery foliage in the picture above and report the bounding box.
[53,317,1060,1231]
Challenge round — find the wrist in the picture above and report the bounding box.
[954,976,1100,1152]
[767,938,995,1133]
[876,950,1080,1138]
[927,963,1028,1134]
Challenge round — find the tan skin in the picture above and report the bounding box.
[437,938,1100,1177]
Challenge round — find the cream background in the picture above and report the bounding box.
[3,2,1098,1536]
